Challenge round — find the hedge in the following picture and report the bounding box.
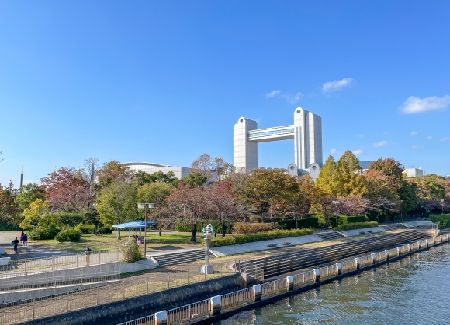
[30,225,60,240]
[233,222,273,234]
[55,228,81,242]
[335,221,378,231]
[208,228,313,247]
[278,217,319,230]
[330,215,367,228]
[74,224,96,234]
[430,214,450,229]
[175,219,233,234]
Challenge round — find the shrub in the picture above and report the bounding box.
[209,228,313,247]
[30,224,60,240]
[233,222,274,234]
[120,239,142,263]
[335,221,378,231]
[347,215,367,223]
[97,226,113,234]
[278,217,319,230]
[75,224,96,234]
[430,214,450,229]
[54,212,84,228]
[55,228,81,242]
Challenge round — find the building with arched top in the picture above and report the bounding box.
[122,162,190,179]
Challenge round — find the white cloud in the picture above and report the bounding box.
[330,148,338,155]
[265,90,281,98]
[401,95,450,114]
[410,131,418,136]
[441,137,450,142]
[265,90,303,104]
[373,140,388,148]
[322,77,353,93]
[426,135,433,140]
[411,144,424,150]
[352,149,364,156]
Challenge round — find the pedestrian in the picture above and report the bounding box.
[84,246,92,266]
[12,237,19,254]
[23,232,28,246]
[20,231,25,245]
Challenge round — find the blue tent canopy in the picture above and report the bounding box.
[112,220,156,229]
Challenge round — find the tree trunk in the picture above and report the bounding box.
[222,220,226,237]
[191,223,197,242]
[117,229,121,239]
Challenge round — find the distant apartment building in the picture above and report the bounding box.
[122,162,190,179]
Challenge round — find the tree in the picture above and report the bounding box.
[96,161,132,189]
[96,181,139,238]
[166,184,212,242]
[364,169,400,218]
[287,175,317,226]
[183,172,208,188]
[0,183,20,228]
[191,154,234,182]
[244,169,298,221]
[368,158,404,191]
[316,155,337,196]
[41,167,92,211]
[209,181,238,237]
[20,198,49,230]
[334,151,366,197]
[15,183,46,212]
[134,170,179,187]
[83,157,99,206]
[332,195,369,216]
[137,182,173,206]
[413,174,446,213]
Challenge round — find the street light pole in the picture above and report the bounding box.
[138,202,155,258]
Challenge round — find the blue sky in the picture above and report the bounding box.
[1,1,449,185]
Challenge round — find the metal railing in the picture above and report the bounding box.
[0,251,122,279]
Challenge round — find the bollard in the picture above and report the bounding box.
[252,284,262,301]
[154,311,168,325]
[370,253,377,265]
[286,276,294,291]
[209,295,221,316]
[335,262,342,275]
[313,269,320,282]
[354,257,360,270]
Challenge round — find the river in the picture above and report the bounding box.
[218,243,450,325]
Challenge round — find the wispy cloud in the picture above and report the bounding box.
[373,140,388,148]
[265,90,281,98]
[411,144,424,150]
[352,149,364,156]
[265,90,303,104]
[426,135,433,140]
[322,77,353,93]
[330,148,338,155]
[441,137,450,142]
[410,131,418,136]
[401,95,450,114]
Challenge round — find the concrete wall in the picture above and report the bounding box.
[25,274,243,325]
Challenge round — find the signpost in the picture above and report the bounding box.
[201,224,214,274]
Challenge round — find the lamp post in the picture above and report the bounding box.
[201,224,214,274]
[137,202,155,258]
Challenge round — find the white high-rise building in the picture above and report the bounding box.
[233,107,323,174]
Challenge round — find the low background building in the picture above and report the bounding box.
[122,162,190,179]
[403,167,424,178]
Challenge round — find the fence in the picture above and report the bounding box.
[0,251,122,279]
[0,262,235,325]
[118,233,450,325]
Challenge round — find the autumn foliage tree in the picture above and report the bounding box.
[41,167,93,211]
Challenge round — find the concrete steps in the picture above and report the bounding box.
[316,231,345,241]
[150,249,208,267]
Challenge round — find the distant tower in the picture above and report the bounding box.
[233,108,323,174]
[233,117,258,172]
[19,167,24,192]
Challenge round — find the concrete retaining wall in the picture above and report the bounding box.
[24,274,244,325]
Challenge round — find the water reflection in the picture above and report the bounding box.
[218,244,450,325]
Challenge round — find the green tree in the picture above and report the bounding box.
[15,183,46,211]
[413,174,446,213]
[96,161,132,189]
[20,198,49,230]
[183,172,208,188]
[137,182,173,206]
[96,181,139,238]
[0,183,20,229]
[368,158,404,191]
[134,170,179,187]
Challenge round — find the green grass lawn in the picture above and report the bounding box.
[35,231,201,253]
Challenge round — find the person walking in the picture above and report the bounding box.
[22,232,28,246]
[12,237,19,254]
[20,231,25,245]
